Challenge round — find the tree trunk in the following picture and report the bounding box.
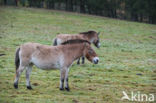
[131,13,138,21]
[69,0,73,11]
[4,0,7,5]
[80,0,85,13]
[15,0,18,6]
[140,13,143,22]
[51,0,54,9]
[65,0,68,11]
[87,5,91,14]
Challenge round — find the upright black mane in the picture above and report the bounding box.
[61,39,91,45]
[79,30,96,35]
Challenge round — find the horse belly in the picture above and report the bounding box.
[31,57,60,70]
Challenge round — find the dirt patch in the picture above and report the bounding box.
[33,83,39,86]
[72,99,79,103]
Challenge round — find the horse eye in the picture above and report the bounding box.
[94,40,98,44]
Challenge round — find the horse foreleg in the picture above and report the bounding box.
[65,68,70,91]
[14,66,25,89]
[26,65,32,90]
[60,68,66,90]
[77,58,80,65]
[82,56,85,64]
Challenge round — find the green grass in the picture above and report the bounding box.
[0,6,156,103]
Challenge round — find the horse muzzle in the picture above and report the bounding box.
[97,43,101,48]
[95,43,100,48]
[92,57,99,64]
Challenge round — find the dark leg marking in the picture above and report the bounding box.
[77,58,80,65]
[65,87,70,91]
[27,86,32,90]
[14,83,18,89]
[82,56,85,64]
[65,78,70,91]
[53,38,57,46]
[60,78,64,91]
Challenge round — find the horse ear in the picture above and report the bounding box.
[97,32,100,35]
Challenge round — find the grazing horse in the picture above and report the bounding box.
[14,39,99,91]
[53,30,100,64]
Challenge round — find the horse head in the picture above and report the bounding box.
[83,42,99,64]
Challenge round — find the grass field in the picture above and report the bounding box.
[0,6,156,103]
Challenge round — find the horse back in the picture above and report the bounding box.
[20,43,63,68]
[55,34,85,45]
[21,42,60,57]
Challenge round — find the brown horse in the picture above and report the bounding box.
[14,39,99,91]
[53,30,100,64]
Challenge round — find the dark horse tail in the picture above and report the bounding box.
[15,48,20,71]
[53,38,57,46]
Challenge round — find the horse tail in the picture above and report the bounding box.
[53,38,57,46]
[15,47,20,72]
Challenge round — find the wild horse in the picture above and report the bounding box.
[14,39,99,91]
[53,30,100,64]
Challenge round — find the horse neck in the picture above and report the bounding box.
[64,44,85,60]
[81,34,94,43]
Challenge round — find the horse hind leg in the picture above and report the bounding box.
[60,68,67,91]
[82,56,85,64]
[26,65,32,90]
[65,68,70,91]
[14,65,25,89]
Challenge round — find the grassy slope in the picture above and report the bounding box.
[0,7,156,103]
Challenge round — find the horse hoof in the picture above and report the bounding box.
[27,86,33,90]
[65,87,70,91]
[59,88,64,91]
[14,83,18,89]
